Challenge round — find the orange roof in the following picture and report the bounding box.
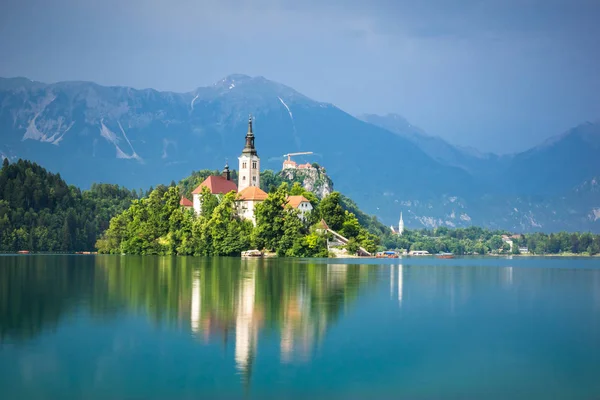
[237,186,268,201]
[192,175,237,195]
[180,196,193,207]
[298,163,312,169]
[286,195,310,209]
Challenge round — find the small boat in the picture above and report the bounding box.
[242,250,264,258]
[437,252,454,259]
[17,250,30,254]
[376,251,399,259]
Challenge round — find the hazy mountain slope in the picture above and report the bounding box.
[0,75,474,220]
[359,113,510,177]
[0,75,598,232]
[503,122,600,195]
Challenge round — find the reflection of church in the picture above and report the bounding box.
[187,262,353,387]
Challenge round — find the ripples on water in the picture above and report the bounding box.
[0,255,599,399]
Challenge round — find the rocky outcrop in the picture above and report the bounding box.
[278,166,333,199]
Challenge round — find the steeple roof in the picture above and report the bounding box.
[242,114,258,156]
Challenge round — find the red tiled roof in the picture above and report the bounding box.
[286,195,310,209]
[192,175,238,195]
[180,196,193,207]
[237,186,268,201]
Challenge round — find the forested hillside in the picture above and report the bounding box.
[0,159,138,252]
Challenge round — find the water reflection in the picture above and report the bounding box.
[0,256,376,387]
[2,255,600,396]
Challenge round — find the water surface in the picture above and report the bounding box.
[1,255,599,399]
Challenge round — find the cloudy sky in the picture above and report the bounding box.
[1,0,598,153]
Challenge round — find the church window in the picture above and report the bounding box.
[242,162,247,169]
[243,176,246,180]
[252,176,256,182]
[252,161,257,169]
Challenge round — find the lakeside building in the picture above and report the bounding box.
[187,115,312,225]
[286,195,313,220]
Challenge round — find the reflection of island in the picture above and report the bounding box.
[179,260,367,386]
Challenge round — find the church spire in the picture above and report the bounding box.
[398,211,404,236]
[242,114,257,155]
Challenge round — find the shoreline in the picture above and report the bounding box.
[2,252,599,258]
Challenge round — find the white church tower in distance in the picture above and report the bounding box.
[398,212,404,236]
[238,115,260,192]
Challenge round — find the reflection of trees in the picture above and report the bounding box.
[1,255,373,387]
[0,256,104,342]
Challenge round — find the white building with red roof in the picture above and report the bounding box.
[180,196,193,210]
[191,165,237,215]
[286,195,313,220]
[237,186,268,225]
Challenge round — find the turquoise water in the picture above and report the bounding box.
[1,255,599,399]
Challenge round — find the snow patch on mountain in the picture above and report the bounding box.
[278,97,293,120]
[100,120,141,161]
[118,122,142,161]
[190,94,199,110]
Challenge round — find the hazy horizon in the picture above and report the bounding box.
[1,0,599,154]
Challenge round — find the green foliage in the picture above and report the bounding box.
[199,186,218,217]
[260,170,284,193]
[318,192,346,231]
[254,184,289,251]
[345,237,360,254]
[378,226,600,256]
[99,178,338,257]
[0,159,137,252]
[317,192,381,253]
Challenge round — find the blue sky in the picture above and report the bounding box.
[1,0,598,153]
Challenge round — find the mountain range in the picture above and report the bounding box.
[1,74,598,232]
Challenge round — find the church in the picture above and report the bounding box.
[180,115,311,224]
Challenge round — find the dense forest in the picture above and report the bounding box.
[0,159,138,252]
[96,181,380,256]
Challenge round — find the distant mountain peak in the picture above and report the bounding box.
[535,121,600,151]
[214,74,253,88]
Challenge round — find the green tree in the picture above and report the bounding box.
[254,184,289,251]
[318,192,346,231]
[199,186,219,217]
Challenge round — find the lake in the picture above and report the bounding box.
[1,255,599,399]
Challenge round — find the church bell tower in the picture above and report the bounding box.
[238,114,260,192]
